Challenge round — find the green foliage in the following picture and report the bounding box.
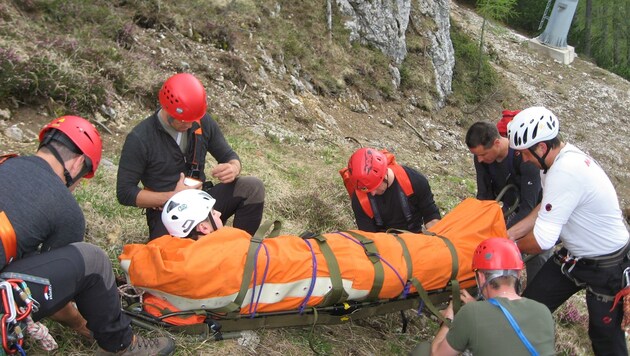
[0,48,112,114]
[508,0,630,81]
[450,24,499,104]
[476,0,518,22]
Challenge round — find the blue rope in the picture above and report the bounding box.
[416,299,425,315]
[298,238,318,314]
[248,242,270,317]
[334,232,406,288]
[12,343,26,356]
[488,298,539,356]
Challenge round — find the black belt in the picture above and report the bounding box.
[573,241,630,268]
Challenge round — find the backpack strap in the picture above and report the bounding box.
[0,212,17,265]
[0,154,18,165]
[186,124,204,180]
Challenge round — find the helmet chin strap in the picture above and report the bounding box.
[209,214,219,232]
[474,272,488,300]
[528,143,551,173]
[45,144,80,187]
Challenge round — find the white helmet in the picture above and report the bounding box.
[162,190,216,237]
[508,106,559,150]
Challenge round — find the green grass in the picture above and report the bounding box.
[1,0,598,354]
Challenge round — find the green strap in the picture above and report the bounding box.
[345,231,384,301]
[389,232,413,282]
[387,229,459,325]
[409,277,451,326]
[210,223,279,314]
[307,234,348,307]
[255,220,282,238]
[424,231,461,314]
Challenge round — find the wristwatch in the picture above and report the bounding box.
[440,317,453,327]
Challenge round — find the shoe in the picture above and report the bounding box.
[96,334,175,355]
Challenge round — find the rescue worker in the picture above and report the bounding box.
[428,238,555,355]
[346,147,441,232]
[507,106,630,355]
[0,116,174,355]
[116,72,265,240]
[465,121,551,283]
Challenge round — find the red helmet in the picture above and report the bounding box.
[472,238,524,271]
[39,116,102,178]
[159,73,207,122]
[347,148,387,193]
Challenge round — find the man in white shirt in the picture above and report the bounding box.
[507,106,630,355]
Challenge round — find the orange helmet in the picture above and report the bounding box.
[347,148,387,193]
[39,115,102,178]
[472,238,524,271]
[159,73,207,122]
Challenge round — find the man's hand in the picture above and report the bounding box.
[460,289,476,304]
[211,160,240,183]
[176,173,201,191]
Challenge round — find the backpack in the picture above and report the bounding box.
[339,150,415,227]
[496,110,520,137]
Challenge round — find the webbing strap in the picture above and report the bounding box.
[416,230,461,314]
[388,231,413,282]
[308,234,347,307]
[210,222,280,314]
[186,125,204,179]
[344,231,384,301]
[409,277,451,326]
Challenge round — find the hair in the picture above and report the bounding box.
[482,270,519,290]
[466,122,500,149]
[543,135,562,150]
[39,139,82,163]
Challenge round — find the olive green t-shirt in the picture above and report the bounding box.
[446,297,555,356]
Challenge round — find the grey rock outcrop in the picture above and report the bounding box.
[414,0,454,107]
[336,0,454,107]
[336,0,410,65]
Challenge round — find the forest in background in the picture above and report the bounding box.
[463,0,630,80]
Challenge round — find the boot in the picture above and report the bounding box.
[96,334,175,355]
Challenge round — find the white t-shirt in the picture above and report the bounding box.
[533,143,629,257]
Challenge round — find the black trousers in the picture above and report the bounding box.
[2,243,133,352]
[523,254,629,356]
[147,176,265,239]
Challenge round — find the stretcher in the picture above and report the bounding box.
[118,198,506,337]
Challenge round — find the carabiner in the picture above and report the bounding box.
[622,267,630,288]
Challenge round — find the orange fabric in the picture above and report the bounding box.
[339,149,413,218]
[143,294,205,326]
[0,211,17,264]
[120,198,507,316]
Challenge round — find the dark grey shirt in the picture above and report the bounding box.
[0,155,85,268]
[116,110,240,207]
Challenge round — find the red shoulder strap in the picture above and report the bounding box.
[0,153,18,165]
[381,150,413,197]
[0,211,17,264]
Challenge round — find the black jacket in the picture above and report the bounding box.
[116,110,239,206]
